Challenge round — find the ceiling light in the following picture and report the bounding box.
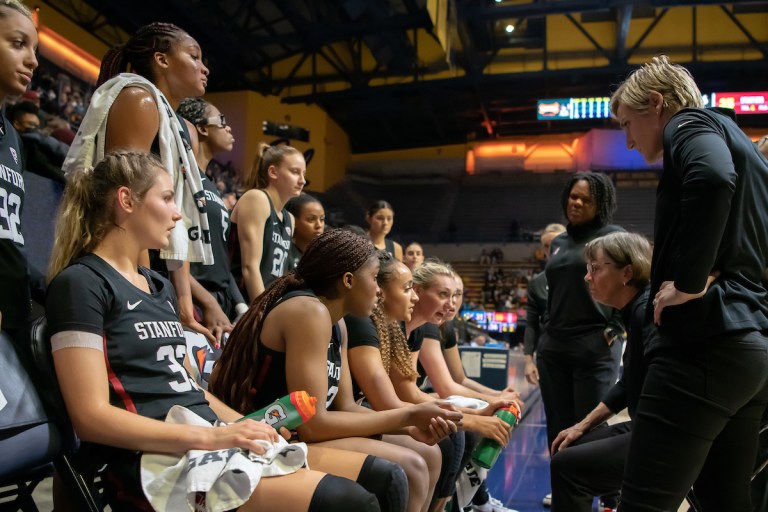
[505,24,515,33]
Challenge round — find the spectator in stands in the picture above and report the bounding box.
[523,223,566,386]
[479,249,490,266]
[210,229,462,512]
[0,0,41,341]
[64,22,219,344]
[47,152,383,512]
[366,200,403,261]
[8,101,67,183]
[403,242,425,271]
[177,97,246,333]
[228,143,306,301]
[45,116,76,145]
[21,88,40,108]
[537,172,623,461]
[548,232,653,512]
[610,55,768,511]
[285,193,325,272]
[490,248,504,264]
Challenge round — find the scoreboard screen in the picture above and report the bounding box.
[537,97,611,121]
[711,92,768,115]
[461,310,517,333]
[538,92,767,121]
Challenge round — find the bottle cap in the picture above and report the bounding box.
[501,400,522,420]
[291,390,318,422]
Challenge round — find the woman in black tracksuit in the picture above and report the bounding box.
[611,55,768,511]
[537,172,624,448]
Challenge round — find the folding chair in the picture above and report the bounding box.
[0,329,60,511]
[27,317,102,511]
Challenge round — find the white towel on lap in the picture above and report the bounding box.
[141,405,308,512]
[63,73,213,266]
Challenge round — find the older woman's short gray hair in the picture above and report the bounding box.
[584,232,652,288]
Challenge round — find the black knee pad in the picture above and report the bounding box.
[309,474,380,512]
[435,432,466,498]
[356,455,408,512]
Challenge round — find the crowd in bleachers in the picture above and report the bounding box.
[2,5,768,512]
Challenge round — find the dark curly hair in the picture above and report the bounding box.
[560,171,617,226]
[177,97,209,126]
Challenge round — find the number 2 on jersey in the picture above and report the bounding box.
[0,189,24,244]
[271,247,287,277]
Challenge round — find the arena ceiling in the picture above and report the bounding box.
[43,0,768,152]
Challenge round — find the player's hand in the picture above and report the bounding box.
[205,420,278,454]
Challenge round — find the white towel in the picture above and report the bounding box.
[141,405,308,512]
[63,73,214,266]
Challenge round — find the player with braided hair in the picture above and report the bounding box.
[64,22,224,345]
[210,229,463,512]
[177,97,245,331]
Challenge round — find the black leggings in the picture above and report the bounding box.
[537,329,621,447]
[550,421,631,512]
[619,332,768,511]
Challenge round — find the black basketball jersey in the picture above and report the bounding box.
[249,289,343,412]
[0,113,30,331]
[229,190,292,301]
[47,253,216,423]
[384,238,396,258]
[190,172,231,292]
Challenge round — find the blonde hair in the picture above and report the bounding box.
[584,232,652,288]
[242,143,302,191]
[48,152,166,280]
[412,259,455,288]
[0,0,32,20]
[610,55,703,117]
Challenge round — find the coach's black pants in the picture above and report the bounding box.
[619,331,768,512]
[550,421,631,512]
[537,329,622,447]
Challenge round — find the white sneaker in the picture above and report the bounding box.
[542,493,552,507]
[471,496,519,512]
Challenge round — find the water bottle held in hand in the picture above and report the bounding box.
[237,390,317,431]
[471,401,521,469]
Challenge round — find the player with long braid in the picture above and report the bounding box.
[210,229,463,512]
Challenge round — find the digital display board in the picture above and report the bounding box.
[461,310,517,333]
[711,92,768,115]
[538,92,768,120]
[537,97,611,121]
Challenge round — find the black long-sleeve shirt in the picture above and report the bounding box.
[649,107,768,351]
[545,220,625,341]
[602,286,652,419]
[523,270,548,355]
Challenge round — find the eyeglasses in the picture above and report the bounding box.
[586,261,618,275]
[201,114,227,128]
